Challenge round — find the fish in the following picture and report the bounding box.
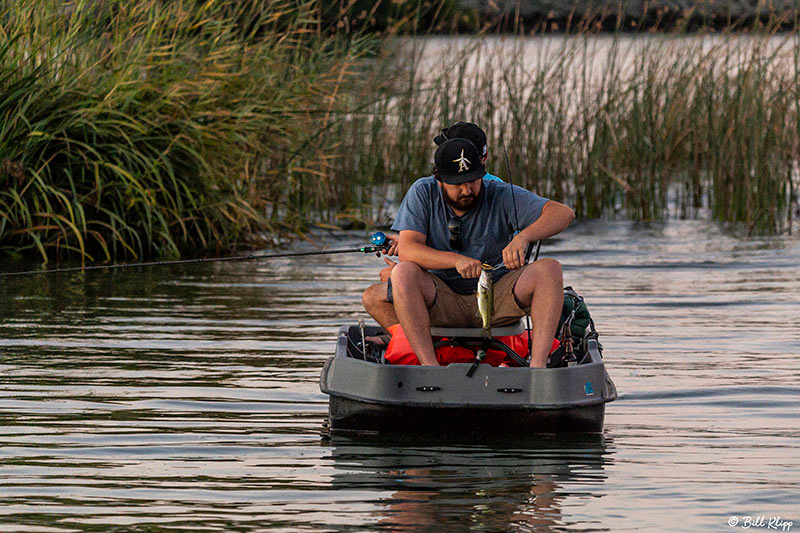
[477,263,493,338]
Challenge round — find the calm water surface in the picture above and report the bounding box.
[1,220,799,531]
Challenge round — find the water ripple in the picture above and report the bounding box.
[1,220,798,530]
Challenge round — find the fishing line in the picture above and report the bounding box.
[500,135,521,234]
[500,134,537,363]
[0,234,390,278]
[500,135,539,263]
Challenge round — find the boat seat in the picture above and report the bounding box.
[429,318,528,339]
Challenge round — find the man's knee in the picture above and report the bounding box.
[390,262,437,306]
[531,257,563,283]
[514,258,563,301]
[389,261,425,289]
[362,282,388,309]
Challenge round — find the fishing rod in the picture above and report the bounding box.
[499,135,539,263]
[0,232,391,278]
[499,135,539,363]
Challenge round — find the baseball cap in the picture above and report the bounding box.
[434,138,486,185]
[433,121,488,158]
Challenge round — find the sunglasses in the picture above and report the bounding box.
[448,216,462,251]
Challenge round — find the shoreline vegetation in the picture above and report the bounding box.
[1,1,798,265]
[443,1,800,33]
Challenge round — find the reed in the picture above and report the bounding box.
[332,25,799,234]
[0,0,374,263]
[3,2,797,267]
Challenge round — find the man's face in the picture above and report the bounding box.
[440,178,482,211]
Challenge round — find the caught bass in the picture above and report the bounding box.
[477,263,494,337]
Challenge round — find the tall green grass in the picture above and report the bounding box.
[333,28,799,234]
[0,0,374,263]
[2,2,797,268]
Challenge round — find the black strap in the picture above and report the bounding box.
[433,337,529,369]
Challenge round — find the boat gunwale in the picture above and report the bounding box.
[323,376,613,410]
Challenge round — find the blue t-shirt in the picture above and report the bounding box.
[391,176,549,294]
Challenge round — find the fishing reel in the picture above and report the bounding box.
[358,231,391,255]
[371,232,388,248]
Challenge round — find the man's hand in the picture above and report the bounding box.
[454,256,483,279]
[380,234,399,256]
[379,256,397,282]
[502,233,532,270]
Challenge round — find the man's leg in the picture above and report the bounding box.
[390,262,439,366]
[511,258,564,368]
[362,282,398,332]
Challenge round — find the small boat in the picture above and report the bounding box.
[320,319,617,436]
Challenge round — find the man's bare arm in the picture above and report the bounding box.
[397,230,483,279]
[503,201,575,269]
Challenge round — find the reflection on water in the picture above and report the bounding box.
[328,434,611,531]
[1,220,799,530]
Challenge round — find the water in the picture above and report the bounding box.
[1,220,798,531]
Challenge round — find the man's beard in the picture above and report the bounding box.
[442,183,481,211]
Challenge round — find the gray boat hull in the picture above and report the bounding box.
[320,326,617,435]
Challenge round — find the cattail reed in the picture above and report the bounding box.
[2,2,797,266]
[332,27,799,235]
[0,0,374,263]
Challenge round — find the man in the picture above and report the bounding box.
[388,137,573,367]
[363,121,498,329]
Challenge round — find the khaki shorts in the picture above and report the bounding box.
[427,266,532,328]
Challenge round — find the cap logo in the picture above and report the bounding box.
[452,149,471,173]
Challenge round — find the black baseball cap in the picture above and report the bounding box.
[433,121,488,157]
[434,138,486,185]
